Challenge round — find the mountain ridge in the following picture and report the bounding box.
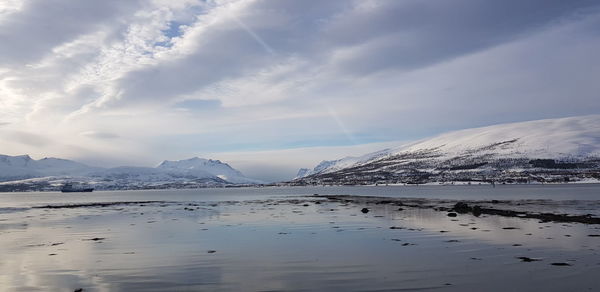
[0,155,260,191]
[294,115,600,185]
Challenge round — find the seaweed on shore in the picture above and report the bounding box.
[313,195,600,225]
[32,201,168,209]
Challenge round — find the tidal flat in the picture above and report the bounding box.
[1,185,600,291]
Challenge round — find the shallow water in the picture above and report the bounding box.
[1,185,600,291]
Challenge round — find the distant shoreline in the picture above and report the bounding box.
[2,180,600,193]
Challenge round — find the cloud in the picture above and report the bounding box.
[80,131,120,139]
[0,0,141,66]
[8,131,52,147]
[0,0,599,181]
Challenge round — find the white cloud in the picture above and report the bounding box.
[0,0,599,182]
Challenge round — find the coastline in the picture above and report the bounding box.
[1,187,599,291]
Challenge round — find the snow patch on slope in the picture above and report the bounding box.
[0,155,98,181]
[392,115,600,159]
[0,155,261,185]
[299,148,393,177]
[297,115,600,178]
[157,157,262,184]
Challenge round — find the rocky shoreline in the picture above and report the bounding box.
[310,194,600,225]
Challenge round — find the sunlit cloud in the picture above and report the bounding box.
[0,0,599,181]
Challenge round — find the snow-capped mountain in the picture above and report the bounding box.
[294,115,600,184]
[0,155,99,182]
[156,157,262,184]
[0,155,261,191]
[298,148,394,178]
[295,168,310,179]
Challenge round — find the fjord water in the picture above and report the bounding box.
[1,185,599,291]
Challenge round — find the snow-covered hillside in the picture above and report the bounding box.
[295,115,600,184]
[157,157,262,184]
[298,149,393,178]
[0,155,98,182]
[394,115,600,159]
[0,155,260,191]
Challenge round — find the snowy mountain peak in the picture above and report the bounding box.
[0,155,262,188]
[0,154,97,182]
[0,154,33,167]
[156,157,261,184]
[297,148,394,178]
[390,115,600,159]
[295,115,600,183]
[295,168,310,179]
[158,157,230,170]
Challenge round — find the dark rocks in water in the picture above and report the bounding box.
[389,226,404,229]
[588,234,600,237]
[551,262,571,266]
[207,250,217,254]
[315,195,600,225]
[447,212,458,217]
[83,237,105,241]
[472,205,482,217]
[453,202,482,216]
[361,208,369,213]
[315,201,321,205]
[302,204,309,207]
[517,256,541,262]
[453,202,471,213]
[446,240,460,242]
[74,289,83,292]
[33,201,164,209]
[502,227,519,230]
[397,207,404,211]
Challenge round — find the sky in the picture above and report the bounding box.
[1,0,600,182]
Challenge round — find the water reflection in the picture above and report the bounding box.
[0,194,599,291]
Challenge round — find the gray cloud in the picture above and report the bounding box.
[0,0,141,66]
[0,0,599,181]
[91,0,600,110]
[9,131,52,147]
[80,131,120,139]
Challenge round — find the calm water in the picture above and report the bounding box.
[1,185,600,291]
[2,184,600,208]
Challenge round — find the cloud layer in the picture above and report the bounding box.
[1,0,600,181]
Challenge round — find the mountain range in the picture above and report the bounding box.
[0,156,261,191]
[1,115,600,191]
[293,115,600,185]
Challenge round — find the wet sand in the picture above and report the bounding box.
[1,189,600,291]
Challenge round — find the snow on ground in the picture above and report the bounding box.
[298,115,600,177]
